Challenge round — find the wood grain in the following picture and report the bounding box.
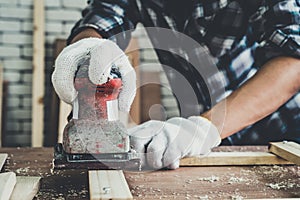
[89,170,133,200]
[1,147,299,199]
[0,65,2,147]
[10,176,41,200]
[31,0,45,147]
[57,101,72,143]
[0,172,16,200]
[180,151,292,166]
[269,141,300,165]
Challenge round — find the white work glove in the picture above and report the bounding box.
[52,38,136,112]
[128,116,221,169]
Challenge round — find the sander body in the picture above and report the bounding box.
[53,59,140,170]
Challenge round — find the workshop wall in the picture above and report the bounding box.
[0,0,178,147]
[0,0,86,146]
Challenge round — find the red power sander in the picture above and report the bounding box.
[53,59,140,170]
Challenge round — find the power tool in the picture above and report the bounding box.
[53,58,140,170]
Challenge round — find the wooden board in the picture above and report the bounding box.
[0,153,8,170]
[0,172,16,200]
[125,37,141,125]
[180,151,292,166]
[0,65,2,147]
[89,170,133,200]
[269,141,300,165]
[10,176,41,200]
[31,0,45,147]
[57,101,72,143]
[1,147,300,199]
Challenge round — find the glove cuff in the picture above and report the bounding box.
[188,116,221,147]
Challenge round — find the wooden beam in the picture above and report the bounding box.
[0,65,3,147]
[269,141,300,165]
[57,101,72,143]
[180,152,292,166]
[31,0,45,147]
[10,176,41,200]
[0,172,16,200]
[125,37,141,126]
[89,170,133,200]
[0,153,8,170]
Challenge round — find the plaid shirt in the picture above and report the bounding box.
[68,0,300,144]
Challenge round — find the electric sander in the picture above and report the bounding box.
[53,59,140,170]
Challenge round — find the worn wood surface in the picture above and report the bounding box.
[0,147,299,199]
[89,170,133,200]
[269,141,300,165]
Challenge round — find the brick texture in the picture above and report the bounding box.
[0,1,174,147]
[0,0,88,146]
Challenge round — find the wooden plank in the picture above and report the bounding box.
[10,176,41,200]
[140,72,162,122]
[89,170,133,200]
[45,39,67,146]
[31,0,45,147]
[0,172,16,200]
[0,153,8,170]
[269,141,300,165]
[1,81,8,146]
[125,37,141,125]
[57,101,72,143]
[0,65,2,147]
[180,151,292,166]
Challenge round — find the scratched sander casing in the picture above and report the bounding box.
[53,59,140,170]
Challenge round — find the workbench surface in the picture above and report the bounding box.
[0,146,299,199]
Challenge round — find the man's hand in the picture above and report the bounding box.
[128,116,221,169]
[52,37,136,112]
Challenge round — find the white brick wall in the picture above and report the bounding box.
[0,0,18,5]
[0,7,32,19]
[3,34,33,45]
[0,46,20,57]
[0,21,21,31]
[0,0,87,146]
[0,0,175,146]
[46,10,81,21]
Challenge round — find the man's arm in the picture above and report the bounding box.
[202,56,300,139]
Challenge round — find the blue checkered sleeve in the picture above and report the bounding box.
[67,0,135,50]
[257,0,300,61]
[67,0,300,144]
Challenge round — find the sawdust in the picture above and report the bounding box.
[228,176,248,184]
[266,181,299,190]
[15,166,30,174]
[231,195,244,200]
[197,175,220,182]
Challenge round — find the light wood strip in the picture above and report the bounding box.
[57,101,72,143]
[0,65,2,147]
[269,141,300,165]
[10,176,41,200]
[89,170,133,200]
[180,151,292,166]
[0,172,16,200]
[31,0,45,147]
